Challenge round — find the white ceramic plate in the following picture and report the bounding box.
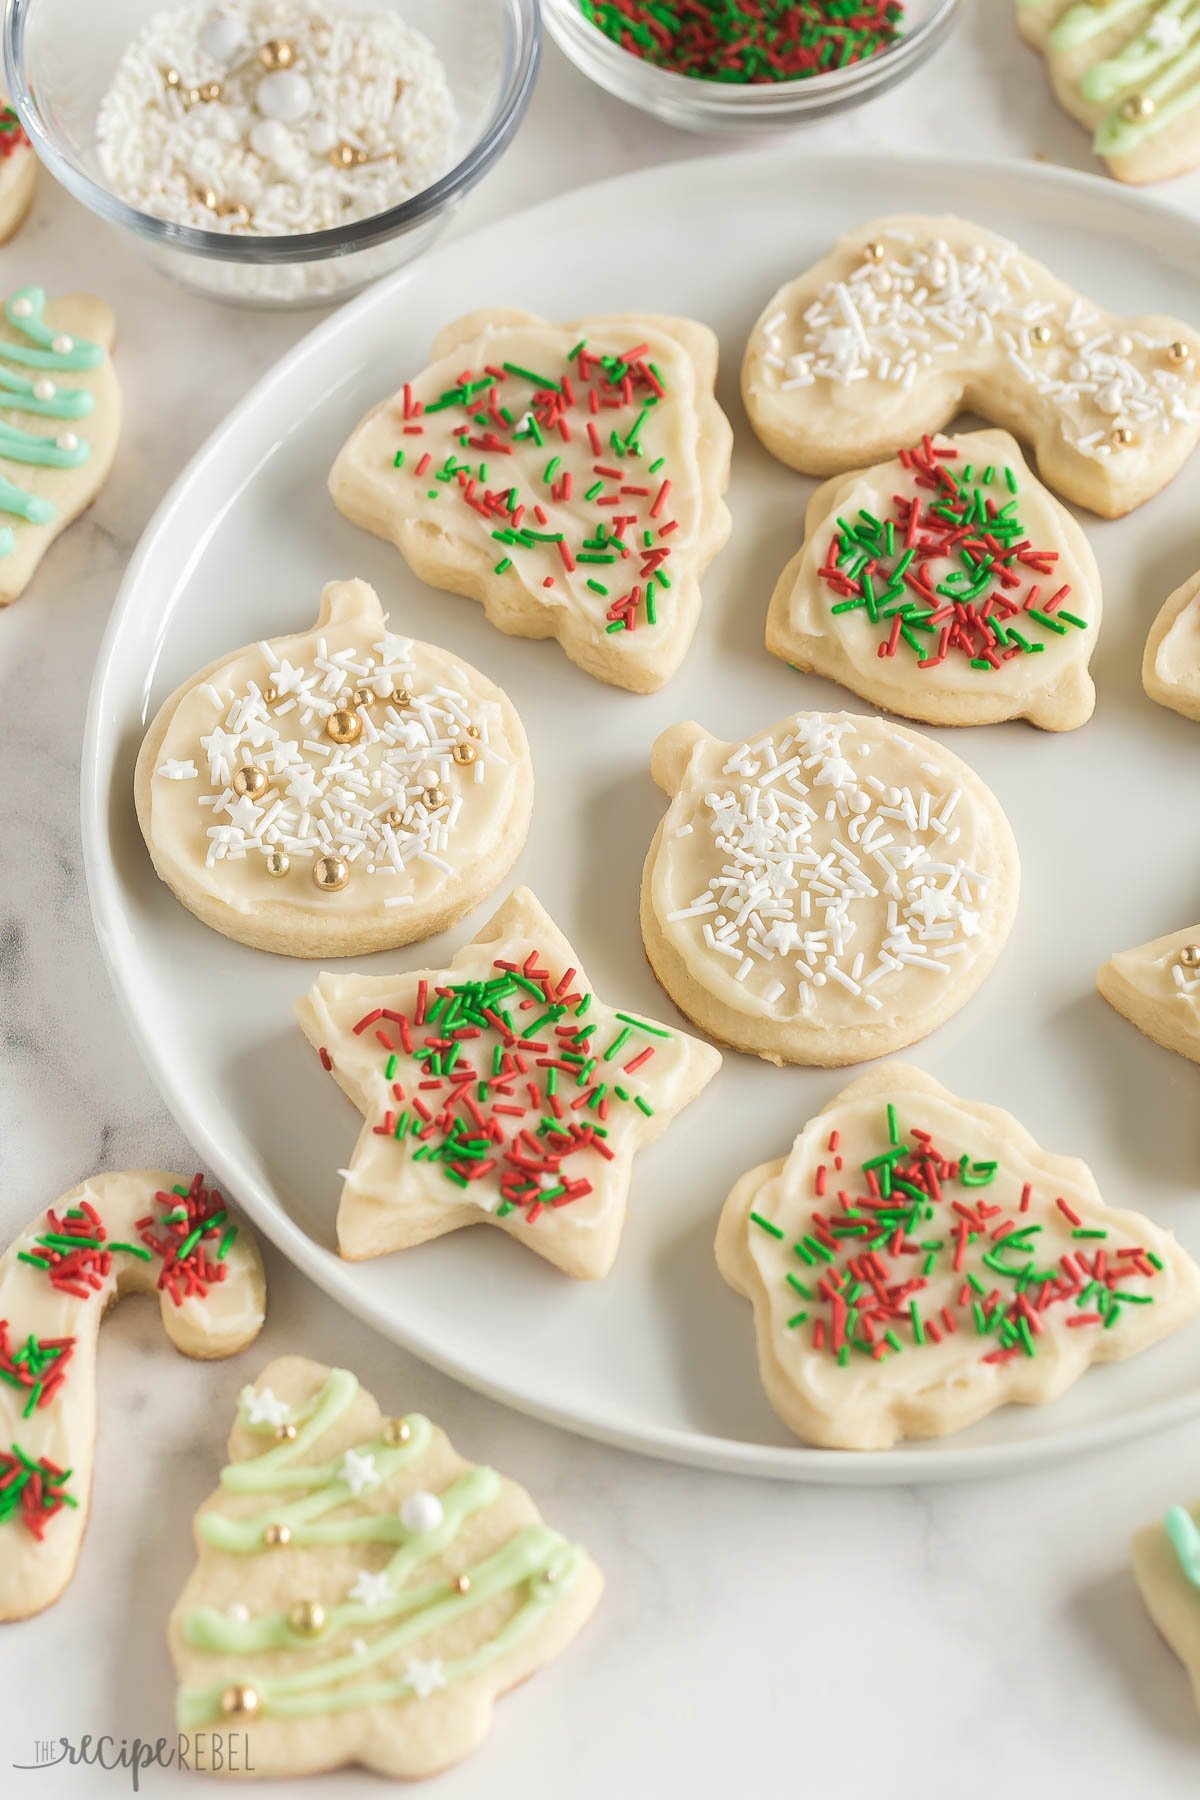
[84,148,1200,1483]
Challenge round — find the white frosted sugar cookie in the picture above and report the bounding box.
[0,102,35,242]
[1018,0,1200,184]
[135,578,533,958]
[329,308,733,692]
[0,285,120,604]
[0,1172,265,1622]
[1133,1496,1200,1711]
[717,1064,1200,1450]
[742,214,1200,518]
[765,428,1102,729]
[640,710,1020,1067]
[1143,568,1200,719]
[1099,924,1200,1066]
[170,1357,603,1781]
[295,886,722,1279]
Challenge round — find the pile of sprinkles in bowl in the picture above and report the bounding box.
[578,0,906,82]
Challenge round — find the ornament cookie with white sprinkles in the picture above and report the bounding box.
[742,214,1200,518]
[1099,925,1200,1067]
[640,709,1020,1068]
[0,285,120,605]
[716,1063,1200,1450]
[0,100,35,241]
[1133,1493,1200,1712]
[330,308,733,693]
[169,1356,602,1780]
[295,886,722,1279]
[1143,567,1200,721]
[0,1171,265,1622]
[135,578,533,958]
[766,428,1102,730]
[1018,0,1200,185]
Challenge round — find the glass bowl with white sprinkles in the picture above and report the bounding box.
[3,0,540,307]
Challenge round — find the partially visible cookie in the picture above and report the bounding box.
[640,709,1020,1067]
[1144,569,1200,720]
[717,1063,1200,1450]
[0,102,35,241]
[0,1172,266,1622]
[766,428,1101,729]
[1098,925,1200,1066]
[330,308,733,692]
[135,578,533,958]
[1133,1499,1200,1711]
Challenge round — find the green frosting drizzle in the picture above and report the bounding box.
[1044,1,1200,156]
[0,286,103,554]
[1166,1503,1200,1587]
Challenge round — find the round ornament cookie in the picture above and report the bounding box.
[135,578,533,958]
[640,709,1020,1067]
[0,1171,265,1622]
[329,308,733,693]
[766,429,1101,730]
[170,1356,603,1781]
[0,101,35,241]
[717,1063,1200,1450]
[742,213,1200,519]
[1143,567,1200,720]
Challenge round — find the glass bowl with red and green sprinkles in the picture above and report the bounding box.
[543,0,961,131]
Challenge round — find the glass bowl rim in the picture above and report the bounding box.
[1,0,543,265]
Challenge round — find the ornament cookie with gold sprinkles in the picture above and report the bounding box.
[329,308,733,693]
[765,428,1102,730]
[169,1356,602,1781]
[0,100,35,241]
[295,886,722,1279]
[1017,0,1200,185]
[742,214,1200,518]
[0,285,120,604]
[0,1171,265,1622]
[1099,926,1200,1067]
[1143,567,1200,720]
[1133,1493,1200,1711]
[640,709,1020,1068]
[716,1063,1200,1450]
[135,578,533,958]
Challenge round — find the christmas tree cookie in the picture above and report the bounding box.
[0,101,35,242]
[135,579,533,958]
[717,1064,1200,1450]
[170,1357,603,1780]
[1133,1498,1200,1711]
[329,308,733,693]
[1143,568,1200,720]
[0,284,120,605]
[1099,925,1200,1066]
[1018,0,1200,185]
[295,886,722,1278]
[640,709,1020,1067]
[742,214,1200,518]
[766,429,1102,730]
[0,1171,265,1622]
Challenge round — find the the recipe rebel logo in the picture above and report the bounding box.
[12,1732,254,1790]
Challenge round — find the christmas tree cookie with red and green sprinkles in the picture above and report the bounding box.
[295,886,722,1278]
[329,308,733,693]
[0,100,35,242]
[0,1171,265,1621]
[716,1063,1200,1450]
[766,428,1102,730]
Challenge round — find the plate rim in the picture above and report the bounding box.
[81,141,1200,1484]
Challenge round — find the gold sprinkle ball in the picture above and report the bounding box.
[1030,324,1052,347]
[273,1420,298,1441]
[260,683,278,704]
[382,1417,412,1446]
[190,185,218,210]
[1180,944,1200,969]
[220,1685,260,1720]
[1121,93,1156,123]
[163,65,182,87]
[313,855,350,893]
[1108,425,1136,449]
[329,142,357,168]
[265,849,290,880]
[288,1600,327,1638]
[263,1523,292,1548]
[352,686,374,709]
[424,786,446,810]
[232,765,268,801]
[198,80,223,102]
[259,36,295,69]
[451,740,477,766]
[383,806,405,830]
[1168,341,1192,367]
[326,707,362,745]
[466,724,481,739]
[452,1574,471,1595]
[863,240,886,263]
[393,687,413,708]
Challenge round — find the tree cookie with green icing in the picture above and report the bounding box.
[0,1171,266,1622]
[0,285,120,605]
[765,428,1102,730]
[1018,0,1200,184]
[135,578,533,958]
[329,308,733,693]
[742,214,1200,519]
[1099,924,1200,1066]
[169,1356,603,1779]
[716,1063,1200,1450]
[640,709,1020,1067]
[1133,1496,1200,1710]
[295,885,722,1278]
[0,102,35,243]
[1143,567,1200,720]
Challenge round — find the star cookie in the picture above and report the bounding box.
[1098,925,1200,1066]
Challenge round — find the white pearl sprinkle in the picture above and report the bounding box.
[10,297,33,318]
[400,1490,444,1535]
[55,432,80,452]
[256,69,314,124]
[33,378,56,401]
[51,333,74,355]
[199,13,245,61]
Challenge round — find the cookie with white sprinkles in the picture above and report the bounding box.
[135,578,533,957]
[742,213,1200,518]
[717,1063,1200,1450]
[1143,567,1200,721]
[640,709,1020,1067]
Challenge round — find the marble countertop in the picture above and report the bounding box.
[6,5,1200,1794]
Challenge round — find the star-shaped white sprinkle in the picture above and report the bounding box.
[223,794,265,835]
[241,1385,291,1428]
[348,1568,392,1608]
[1147,13,1187,51]
[339,1447,381,1497]
[404,1656,447,1700]
[157,758,199,780]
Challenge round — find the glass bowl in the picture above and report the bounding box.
[543,0,960,134]
[2,0,541,308]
